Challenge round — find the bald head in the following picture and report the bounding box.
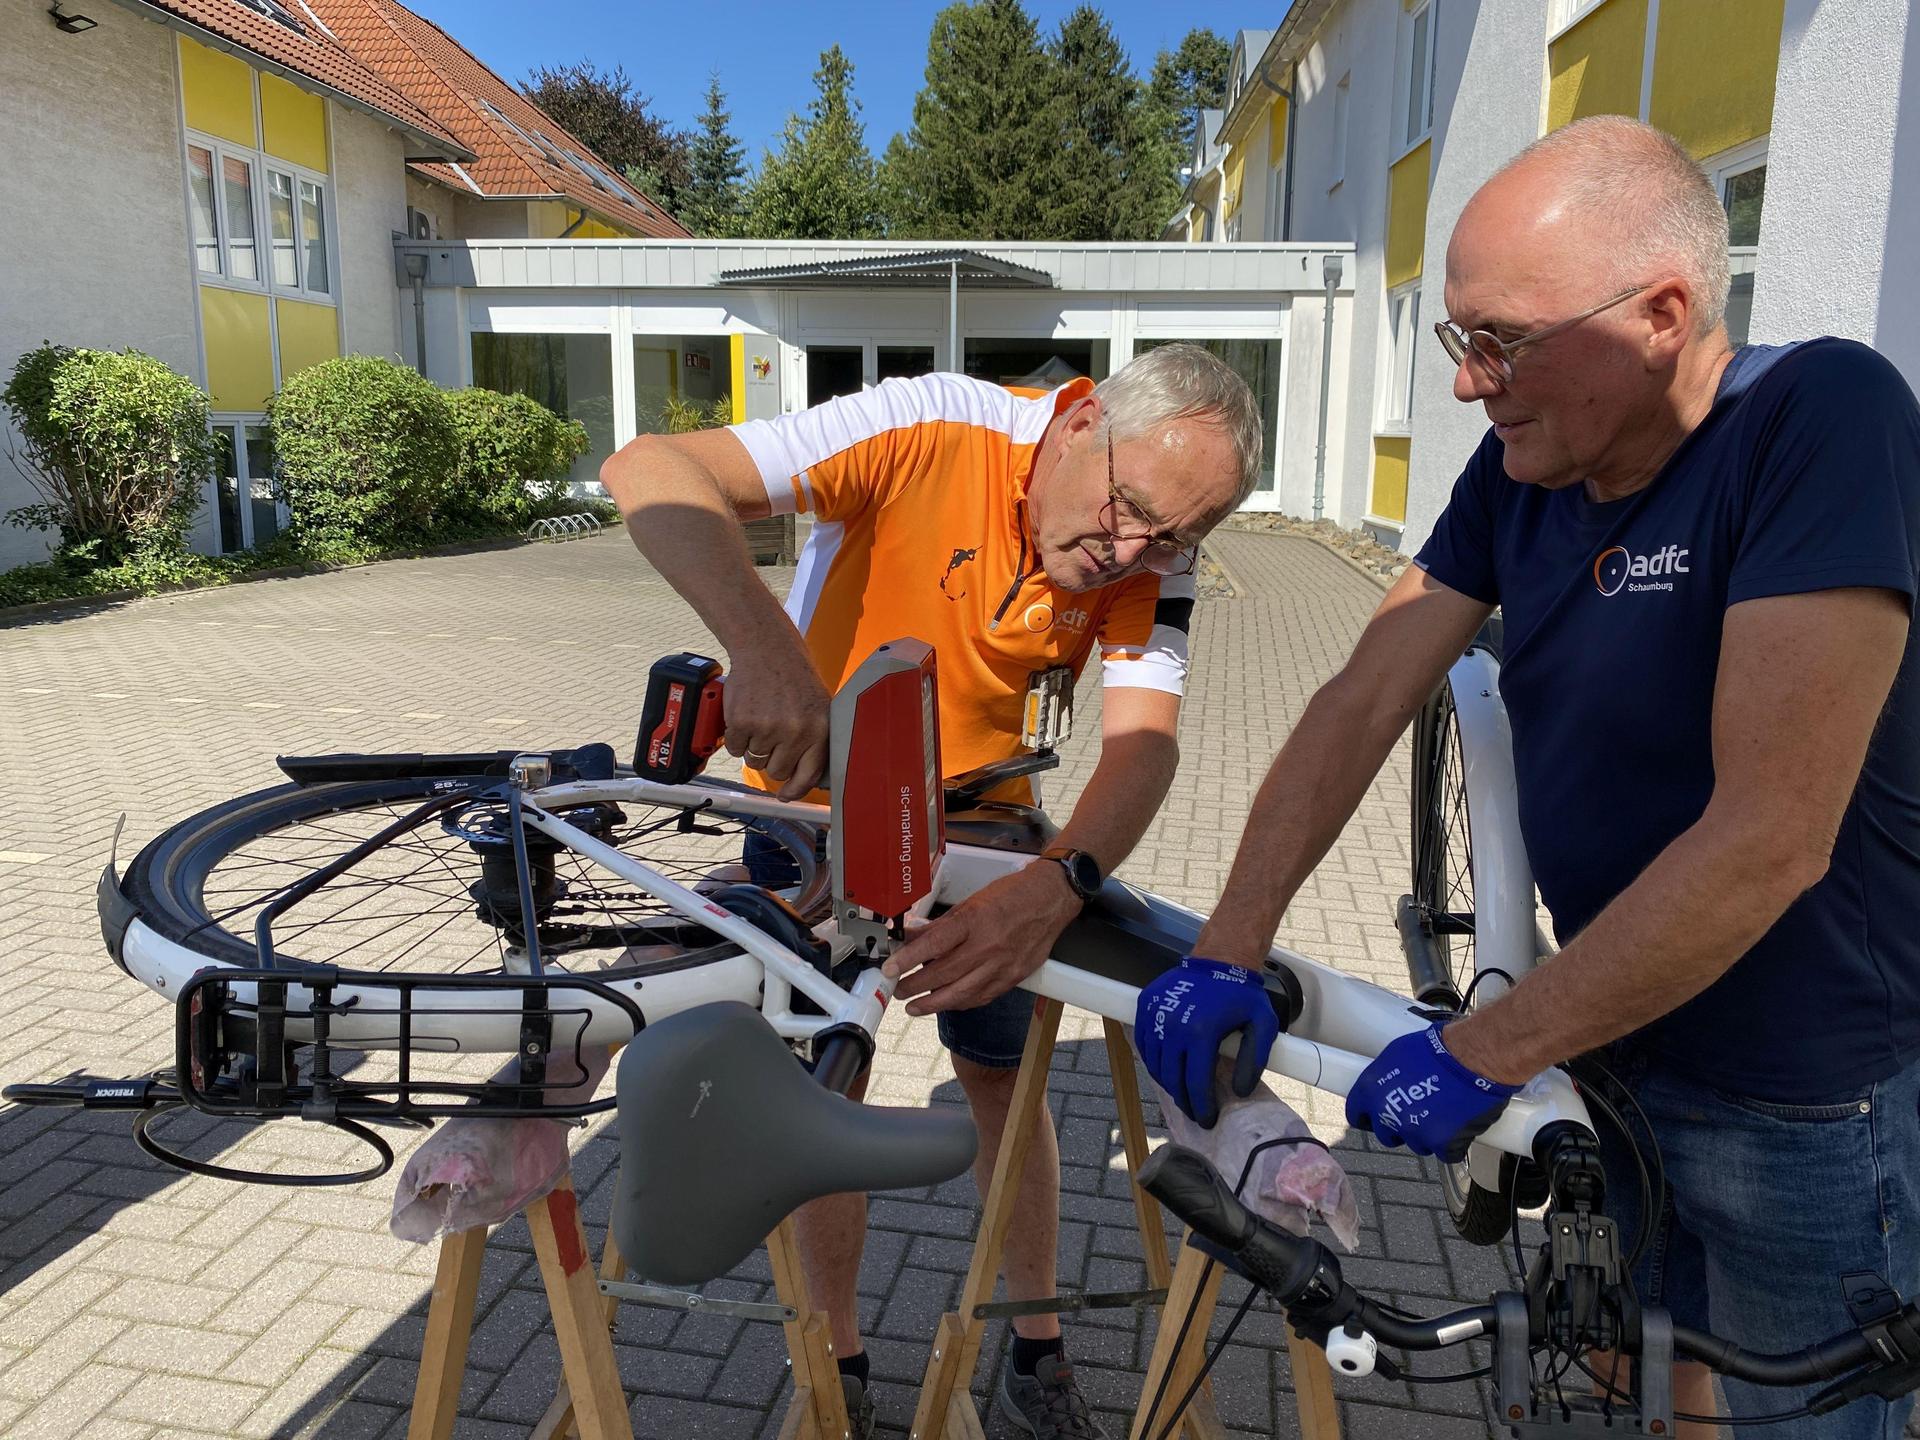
[1463,116,1731,333]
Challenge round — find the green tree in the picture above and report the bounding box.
[682,71,749,237]
[740,46,884,239]
[883,0,1056,239]
[520,61,691,215]
[1148,28,1231,161]
[1044,7,1177,240]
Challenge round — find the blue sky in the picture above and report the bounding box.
[406,1,1250,164]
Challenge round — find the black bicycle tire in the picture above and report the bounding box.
[119,772,830,975]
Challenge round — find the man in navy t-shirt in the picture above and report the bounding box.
[1135,115,1920,1435]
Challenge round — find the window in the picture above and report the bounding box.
[1402,2,1437,150]
[222,154,259,281]
[209,422,281,554]
[1722,160,1766,247]
[185,134,333,299]
[1383,283,1421,427]
[1330,73,1350,188]
[1135,337,1282,494]
[188,145,221,274]
[1553,0,1610,29]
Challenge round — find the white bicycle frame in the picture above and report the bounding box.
[118,667,1592,1168]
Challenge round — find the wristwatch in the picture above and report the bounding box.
[1040,846,1103,902]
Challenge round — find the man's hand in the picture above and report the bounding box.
[1134,959,1282,1129]
[880,861,1081,1016]
[1344,1023,1518,1162]
[723,639,830,799]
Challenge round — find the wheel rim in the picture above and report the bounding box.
[129,777,827,976]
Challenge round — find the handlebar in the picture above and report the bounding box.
[1137,1143,1920,1417]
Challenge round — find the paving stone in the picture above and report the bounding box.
[0,531,1523,1437]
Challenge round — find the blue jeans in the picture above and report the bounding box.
[1589,1046,1920,1438]
[743,832,1032,1064]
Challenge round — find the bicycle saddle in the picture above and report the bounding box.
[612,1001,978,1285]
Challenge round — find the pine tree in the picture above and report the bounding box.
[883,0,1056,240]
[740,46,884,240]
[1044,7,1175,241]
[682,72,748,237]
[1148,29,1232,162]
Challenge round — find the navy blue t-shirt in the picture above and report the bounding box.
[1416,338,1920,1099]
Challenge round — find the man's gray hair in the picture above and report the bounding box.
[1503,115,1731,332]
[1093,343,1264,505]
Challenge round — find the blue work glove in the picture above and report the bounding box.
[1134,958,1282,1130]
[1344,1023,1518,1162]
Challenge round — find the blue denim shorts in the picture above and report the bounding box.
[1587,1046,1920,1438]
[743,834,1035,1067]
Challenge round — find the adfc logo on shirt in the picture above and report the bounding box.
[1593,543,1690,597]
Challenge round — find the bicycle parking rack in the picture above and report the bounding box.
[525,512,609,542]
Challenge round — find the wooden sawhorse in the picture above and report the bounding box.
[907,995,1342,1440]
[406,1177,855,1440]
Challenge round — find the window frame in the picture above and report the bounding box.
[207,416,286,554]
[1706,135,1769,249]
[1397,1,1439,156]
[1549,0,1612,41]
[184,126,336,303]
[1379,279,1422,432]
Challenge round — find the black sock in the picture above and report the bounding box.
[1011,1334,1064,1376]
[837,1350,869,1388]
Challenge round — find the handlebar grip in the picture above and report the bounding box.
[1137,1144,1258,1253]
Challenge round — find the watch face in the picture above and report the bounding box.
[1064,851,1101,896]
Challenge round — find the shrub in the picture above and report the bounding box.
[2,343,215,562]
[659,394,735,434]
[444,387,588,526]
[268,355,458,546]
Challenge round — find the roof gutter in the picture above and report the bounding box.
[111,0,476,163]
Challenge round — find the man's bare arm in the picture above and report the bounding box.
[599,430,828,795]
[882,685,1181,1013]
[1445,587,1911,1084]
[1194,569,1494,967]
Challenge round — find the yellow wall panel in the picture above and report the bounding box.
[1371,435,1411,524]
[260,74,328,172]
[1385,140,1431,289]
[1224,152,1246,217]
[179,38,257,148]
[572,215,628,239]
[1649,0,1782,158]
[1269,95,1289,160]
[201,288,274,411]
[1546,0,1648,133]
[275,298,339,383]
[729,335,747,424]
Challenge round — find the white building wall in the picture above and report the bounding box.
[1287,0,1404,529]
[0,6,199,570]
[1749,0,1920,389]
[330,104,408,363]
[1403,0,1551,554]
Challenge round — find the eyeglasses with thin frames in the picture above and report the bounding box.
[1100,434,1198,577]
[1433,283,1654,384]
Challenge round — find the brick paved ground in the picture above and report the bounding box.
[0,529,1525,1439]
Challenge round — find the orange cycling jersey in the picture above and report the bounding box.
[730,372,1194,800]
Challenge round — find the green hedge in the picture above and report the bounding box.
[444,386,589,526]
[267,354,459,547]
[2,343,216,563]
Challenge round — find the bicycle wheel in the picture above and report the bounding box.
[120,773,829,977]
[1409,622,1517,1245]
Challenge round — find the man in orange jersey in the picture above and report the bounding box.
[602,344,1259,1437]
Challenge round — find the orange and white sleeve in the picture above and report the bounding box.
[1095,568,1195,697]
[727,377,949,522]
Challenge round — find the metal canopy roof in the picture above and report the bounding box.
[714,248,1054,290]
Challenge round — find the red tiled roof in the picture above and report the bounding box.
[118,0,467,157]
[304,0,690,238]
